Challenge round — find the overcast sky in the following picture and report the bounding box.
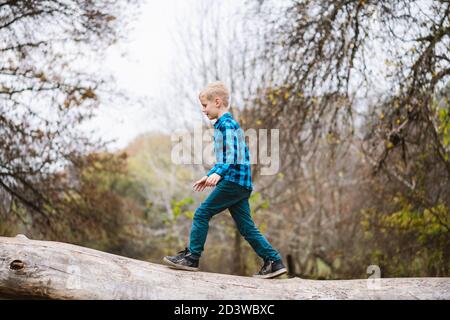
[81,0,256,152]
[83,0,192,151]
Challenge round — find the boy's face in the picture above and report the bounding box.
[199,95,221,120]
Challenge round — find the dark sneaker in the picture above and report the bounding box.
[163,247,199,271]
[253,259,287,279]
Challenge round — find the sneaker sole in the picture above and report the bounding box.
[162,257,199,272]
[252,267,287,279]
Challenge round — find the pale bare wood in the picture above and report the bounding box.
[0,235,449,300]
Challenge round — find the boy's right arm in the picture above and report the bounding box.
[193,175,208,192]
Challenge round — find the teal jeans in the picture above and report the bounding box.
[189,179,282,261]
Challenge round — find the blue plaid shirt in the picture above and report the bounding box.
[206,112,253,191]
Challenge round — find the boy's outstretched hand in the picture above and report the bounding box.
[193,176,208,192]
[193,173,221,192]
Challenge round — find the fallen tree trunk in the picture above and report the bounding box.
[0,234,449,300]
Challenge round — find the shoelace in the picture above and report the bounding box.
[258,260,273,273]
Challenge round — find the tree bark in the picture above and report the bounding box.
[0,235,448,300]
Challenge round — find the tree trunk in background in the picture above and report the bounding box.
[1,235,448,300]
[232,229,245,276]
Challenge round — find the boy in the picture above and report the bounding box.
[163,81,287,279]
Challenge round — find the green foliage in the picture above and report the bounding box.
[436,97,450,149]
[249,192,270,212]
[171,197,195,220]
[360,195,449,277]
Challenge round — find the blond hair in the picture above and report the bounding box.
[199,81,230,108]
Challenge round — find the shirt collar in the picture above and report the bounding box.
[214,111,232,128]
